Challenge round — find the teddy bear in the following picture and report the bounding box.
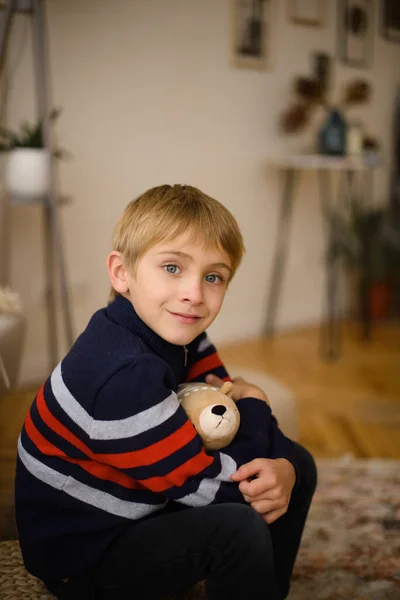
[177,381,240,450]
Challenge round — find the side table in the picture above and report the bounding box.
[265,154,380,360]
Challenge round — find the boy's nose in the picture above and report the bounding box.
[181,279,204,304]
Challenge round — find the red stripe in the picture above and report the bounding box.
[96,420,197,469]
[24,409,143,490]
[32,385,213,492]
[36,386,90,454]
[74,459,145,490]
[143,449,214,492]
[187,353,224,381]
[27,403,214,494]
[25,409,65,459]
[36,386,197,469]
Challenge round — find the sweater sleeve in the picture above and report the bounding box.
[89,354,272,506]
[186,332,298,480]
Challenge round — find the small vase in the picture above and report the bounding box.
[346,121,363,156]
[318,109,347,156]
[5,148,51,204]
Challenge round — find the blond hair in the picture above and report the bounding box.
[109,184,245,301]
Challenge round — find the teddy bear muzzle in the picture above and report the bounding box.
[199,404,237,440]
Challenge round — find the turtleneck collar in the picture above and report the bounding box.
[105,295,187,382]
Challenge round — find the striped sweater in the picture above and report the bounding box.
[15,295,296,582]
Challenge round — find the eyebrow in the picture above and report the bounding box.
[156,251,233,273]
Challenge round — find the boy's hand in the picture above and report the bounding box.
[205,374,270,406]
[231,458,296,524]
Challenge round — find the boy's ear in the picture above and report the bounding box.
[107,251,130,294]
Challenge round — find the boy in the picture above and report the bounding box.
[15,184,316,600]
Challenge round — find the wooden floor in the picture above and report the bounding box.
[219,321,400,459]
[1,321,400,532]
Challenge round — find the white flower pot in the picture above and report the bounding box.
[5,148,51,204]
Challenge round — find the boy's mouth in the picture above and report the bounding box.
[169,311,202,324]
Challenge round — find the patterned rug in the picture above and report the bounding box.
[1,458,399,599]
[289,457,400,600]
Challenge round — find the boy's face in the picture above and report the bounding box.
[124,232,232,346]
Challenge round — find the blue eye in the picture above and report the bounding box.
[205,273,223,284]
[164,264,180,274]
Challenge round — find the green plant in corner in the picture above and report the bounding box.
[328,204,397,278]
[0,107,67,158]
[327,201,400,320]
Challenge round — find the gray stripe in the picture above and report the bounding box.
[177,453,237,507]
[18,437,167,519]
[50,362,179,440]
[197,336,212,353]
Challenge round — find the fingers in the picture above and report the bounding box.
[241,485,281,503]
[235,459,277,493]
[205,376,234,400]
[205,374,224,386]
[239,475,278,498]
[250,499,285,516]
[261,508,286,525]
[231,376,246,384]
[206,374,244,387]
[230,458,264,482]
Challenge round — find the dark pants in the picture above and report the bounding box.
[48,443,317,600]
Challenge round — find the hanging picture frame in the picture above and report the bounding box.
[337,0,374,68]
[231,0,275,71]
[288,0,325,27]
[381,0,400,43]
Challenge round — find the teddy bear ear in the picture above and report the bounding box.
[220,381,233,395]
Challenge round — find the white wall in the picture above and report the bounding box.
[3,0,400,384]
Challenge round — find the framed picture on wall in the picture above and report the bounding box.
[288,0,325,27]
[381,0,400,43]
[231,0,275,71]
[337,0,374,68]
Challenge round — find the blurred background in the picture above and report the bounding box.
[0,5,400,594]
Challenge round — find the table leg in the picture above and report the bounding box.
[317,169,342,360]
[43,199,58,371]
[264,168,297,335]
[345,169,373,341]
[360,169,374,341]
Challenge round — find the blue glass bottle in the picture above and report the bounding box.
[319,109,347,156]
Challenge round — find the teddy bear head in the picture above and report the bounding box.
[177,382,240,450]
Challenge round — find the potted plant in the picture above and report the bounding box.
[327,202,400,322]
[0,108,65,203]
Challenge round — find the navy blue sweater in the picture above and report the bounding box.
[15,296,296,582]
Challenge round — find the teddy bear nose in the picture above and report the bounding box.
[212,405,227,416]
